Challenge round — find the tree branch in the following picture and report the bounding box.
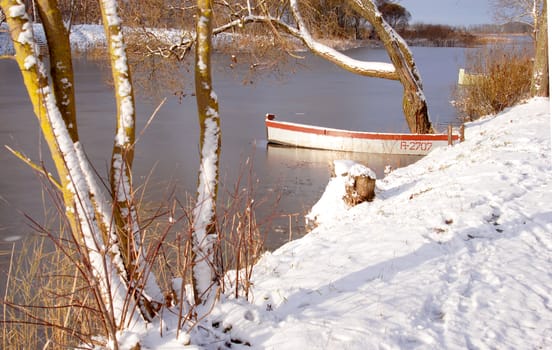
[289,0,398,80]
[5,145,62,190]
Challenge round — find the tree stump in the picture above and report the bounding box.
[331,160,376,207]
[344,172,376,206]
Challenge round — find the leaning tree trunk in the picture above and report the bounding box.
[348,0,433,133]
[288,0,433,134]
[532,0,548,97]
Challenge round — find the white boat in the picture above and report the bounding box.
[265,114,460,156]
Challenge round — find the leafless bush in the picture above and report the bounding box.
[453,45,533,120]
[57,0,102,26]
[217,157,271,301]
[298,0,361,39]
[119,0,191,29]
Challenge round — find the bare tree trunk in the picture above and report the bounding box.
[98,0,162,321]
[192,0,223,313]
[1,0,80,267]
[35,0,78,141]
[532,0,549,96]
[2,0,162,334]
[100,0,137,265]
[0,0,135,339]
[347,0,433,133]
[287,0,433,133]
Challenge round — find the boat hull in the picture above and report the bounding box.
[265,115,459,156]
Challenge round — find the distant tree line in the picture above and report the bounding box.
[468,22,533,34]
[9,0,533,49]
[399,23,479,47]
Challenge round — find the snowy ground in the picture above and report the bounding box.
[222,98,552,350]
[136,98,551,349]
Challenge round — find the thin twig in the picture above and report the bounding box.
[134,97,167,146]
[5,146,62,190]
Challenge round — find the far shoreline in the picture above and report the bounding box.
[0,22,531,59]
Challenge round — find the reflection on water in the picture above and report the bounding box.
[260,144,421,249]
[266,144,420,178]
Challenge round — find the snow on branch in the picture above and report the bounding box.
[142,10,397,81]
[213,11,398,80]
[289,0,398,80]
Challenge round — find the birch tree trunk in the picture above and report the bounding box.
[192,0,223,312]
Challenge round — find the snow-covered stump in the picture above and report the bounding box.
[343,171,376,206]
[306,160,376,227]
[332,161,376,206]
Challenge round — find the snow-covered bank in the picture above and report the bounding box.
[203,98,550,349]
[0,23,188,54]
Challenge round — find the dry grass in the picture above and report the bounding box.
[0,184,173,348]
[218,162,269,300]
[1,228,103,349]
[453,45,533,121]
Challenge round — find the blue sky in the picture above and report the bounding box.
[399,0,494,26]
